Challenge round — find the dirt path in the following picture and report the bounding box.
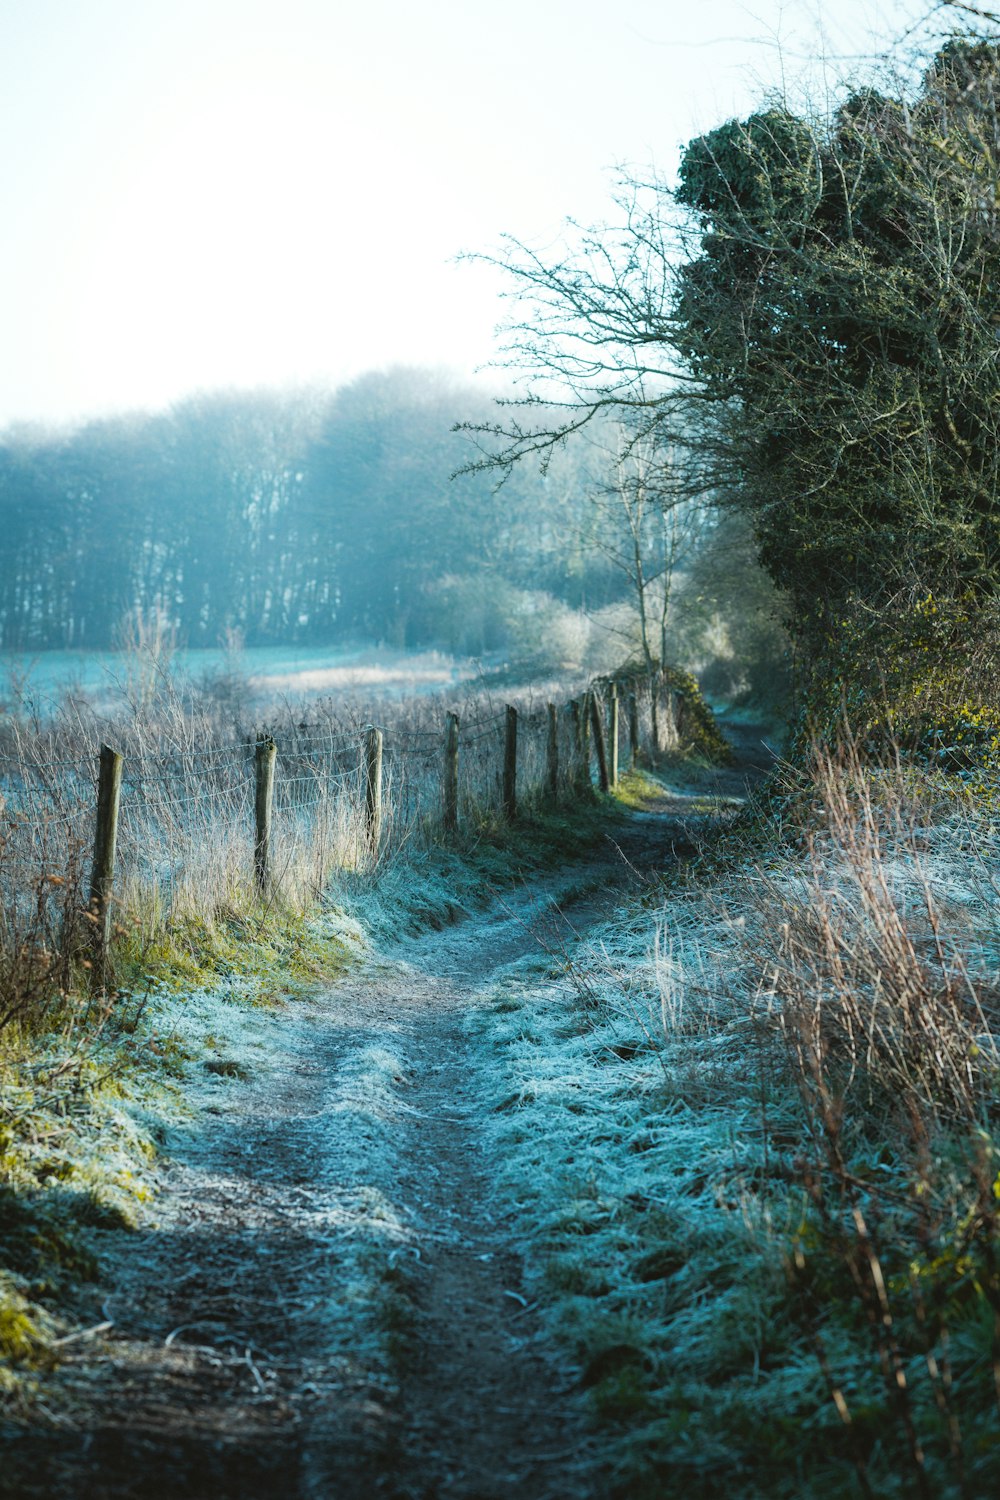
[2,726,776,1500]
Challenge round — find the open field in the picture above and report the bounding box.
[0,645,481,718]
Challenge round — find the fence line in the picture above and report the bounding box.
[0,666,684,937]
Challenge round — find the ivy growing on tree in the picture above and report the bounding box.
[674,41,1000,660]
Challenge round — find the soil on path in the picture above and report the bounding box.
[1,724,777,1500]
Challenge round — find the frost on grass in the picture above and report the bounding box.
[134,1010,423,1389]
[124,970,427,1323]
[471,782,1000,1498]
[0,801,569,1412]
[0,1021,164,1402]
[471,928,813,1498]
[0,916,418,1411]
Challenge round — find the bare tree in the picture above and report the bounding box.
[582,430,710,675]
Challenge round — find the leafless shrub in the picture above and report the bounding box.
[761,750,997,1124]
[732,743,1000,1493]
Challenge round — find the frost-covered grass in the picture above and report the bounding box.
[0,944,415,1408]
[0,1010,177,1403]
[0,860,363,1402]
[472,945,822,1498]
[0,779,633,1412]
[472,757,1000,1498]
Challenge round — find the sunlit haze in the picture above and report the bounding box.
[0,0,929,428]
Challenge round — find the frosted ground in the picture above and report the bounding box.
[4,756,999,1497]
[0,644,477,717]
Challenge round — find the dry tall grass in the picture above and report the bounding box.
[0,663,678,1027]
[736,747,1000,1495]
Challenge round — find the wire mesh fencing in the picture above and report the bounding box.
[0,666,681,975]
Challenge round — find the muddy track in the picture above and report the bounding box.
[1,726,775,1500]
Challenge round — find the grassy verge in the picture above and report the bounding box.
[472,754,1000,1498]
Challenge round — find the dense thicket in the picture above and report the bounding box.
[0,369,621,652]
[674,41,1000,664]
[473,36,1000,734]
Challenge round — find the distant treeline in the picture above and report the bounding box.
[0,368,620,652]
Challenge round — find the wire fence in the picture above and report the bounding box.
[0,666,687,974]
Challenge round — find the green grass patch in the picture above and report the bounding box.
[611,770,666,811]
[113,899,353,1000]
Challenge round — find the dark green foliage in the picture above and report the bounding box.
[0,1188,99,1298]
[467,36,1000,738]
[674,42,1000,698]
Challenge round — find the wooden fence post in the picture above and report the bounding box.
[661,673,679,750]
[650,671,663,753]
[571,695,591,791]
[581,691,592,784]
[364,726,383,853]
[254,736,277,892]
[660,675,675,748]
[569,699,578,792]
[590,690,611,794]
[609,683,619,789]
[89,743,123,970]
[444,711,459,834]
[628,689,640,768]
[546,702,558,801]
[503,704,518,820]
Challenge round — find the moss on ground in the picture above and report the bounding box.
[0,1038,165,1400]
[0,1278,52,1377]
[113,900,353,1000]
[613,770,670,811]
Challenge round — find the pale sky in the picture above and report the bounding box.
[0,0,948,429]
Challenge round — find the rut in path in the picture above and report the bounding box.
[1,734,774,1500]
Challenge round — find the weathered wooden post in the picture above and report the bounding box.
[89,743,123,970]
[660,671,679,750]
[609,682,620,789]
[364,726,383,853]
[650,670,662,753]
[571,695,591,791]
[444,711,459,834]
[659,674,676,748]
[590,690,611,794]
[628,689,640,768]
[503,704,518,820]
[674,691,686,746]
[569,699,582,791]
[546,702,558,801]
[254,736,277,892]
[581,690,592,785]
